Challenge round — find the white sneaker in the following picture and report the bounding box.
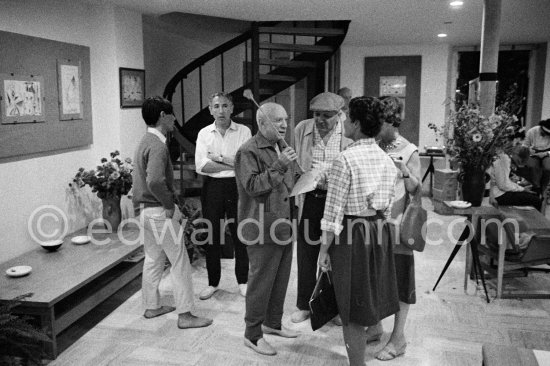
[199,286,218,300]
[238,284,247,297]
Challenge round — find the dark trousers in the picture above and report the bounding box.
[296,191,326,310]
[245,242,293,342]
[201,177,249,286]
[496,191,542,211]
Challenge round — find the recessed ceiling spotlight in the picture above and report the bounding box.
[438,33,448,38]
[450,1,464,7]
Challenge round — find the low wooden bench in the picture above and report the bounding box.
[0,227,143,359]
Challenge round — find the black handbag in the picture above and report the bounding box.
[309,270,339,331]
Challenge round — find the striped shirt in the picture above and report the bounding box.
[312,121,342,190]
[321,138,398,235]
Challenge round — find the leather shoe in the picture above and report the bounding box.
[244,337,277,356]
[199,286,218,300]
[290,309,310,323]
[261,325,299,338]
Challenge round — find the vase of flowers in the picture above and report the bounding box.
[436,104,519,206]
[71,150,133,230]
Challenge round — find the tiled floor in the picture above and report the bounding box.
[50,198,550,365]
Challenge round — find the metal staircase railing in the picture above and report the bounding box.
[163,20,350,198]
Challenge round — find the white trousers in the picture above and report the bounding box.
[139,206,194,314]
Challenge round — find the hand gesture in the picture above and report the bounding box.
[165,207,175,219]
[532,151,548,159]
[221,155,235,167]
[318,251,331,272]
[278,147,297,168]
[207,151,223,163]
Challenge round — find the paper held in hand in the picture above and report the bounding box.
[290,169,321,197]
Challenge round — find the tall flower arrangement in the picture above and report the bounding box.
[434,104,519,171]
[71,151,133,199]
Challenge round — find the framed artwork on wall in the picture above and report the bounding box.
[119,68,145,108]
[57,59,83,120]
[379,75,407,121]
[0,73,45,124]
[379,76,407,97]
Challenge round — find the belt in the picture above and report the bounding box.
[307,189,327,199]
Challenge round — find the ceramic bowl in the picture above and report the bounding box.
[40,239,63,252]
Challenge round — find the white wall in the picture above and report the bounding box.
[0,0,143,261]
[143,18,242,124]
[340,43,451,149]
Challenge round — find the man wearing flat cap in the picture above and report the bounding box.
[524,118,550,194]
[291,92,352,324]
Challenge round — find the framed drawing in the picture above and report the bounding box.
[119,68,145,108]
[379,76,407,97]
[0,73,45,124]
[57,59,83,120]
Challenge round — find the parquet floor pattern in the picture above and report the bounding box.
[50,199,550,366]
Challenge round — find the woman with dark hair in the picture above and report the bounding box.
[367,96,421,361]
[318,96,400,366]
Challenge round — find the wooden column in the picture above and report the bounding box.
[478,0,502,116]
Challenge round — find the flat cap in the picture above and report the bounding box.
[309,92,345,112]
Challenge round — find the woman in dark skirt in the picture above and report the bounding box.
[318,97,400,366]
[368,96,421,361]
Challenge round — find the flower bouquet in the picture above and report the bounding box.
[70,150,133,229]
[432,103,519,205]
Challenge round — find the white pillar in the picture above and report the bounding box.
[479,0,502,117]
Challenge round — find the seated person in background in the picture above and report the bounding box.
[524,119,550,194]
[510,144,532,186]
[489,148,541,211]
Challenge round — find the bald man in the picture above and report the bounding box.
[235,103,299,356]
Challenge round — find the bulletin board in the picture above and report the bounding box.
[0,30,92,159]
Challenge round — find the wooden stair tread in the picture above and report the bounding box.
[259,58,316,68]
[259,74,297,82]
[259,42,333,53]
[258,26,345,37]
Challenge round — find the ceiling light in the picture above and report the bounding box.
[437,33,448,38]
[450,1,464,7]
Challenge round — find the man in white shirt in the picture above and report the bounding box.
[195,92,252,300]
[524,119,550,194]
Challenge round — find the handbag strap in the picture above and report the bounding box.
[310,270,331,301]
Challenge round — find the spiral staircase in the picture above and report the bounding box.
[163,20,350,197]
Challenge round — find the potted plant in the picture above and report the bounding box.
[70,151,133,230]
[0,293,50,365]
[434,103,519,206]
[178,199,206,263]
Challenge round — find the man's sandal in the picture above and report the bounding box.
[375,343,407,361]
